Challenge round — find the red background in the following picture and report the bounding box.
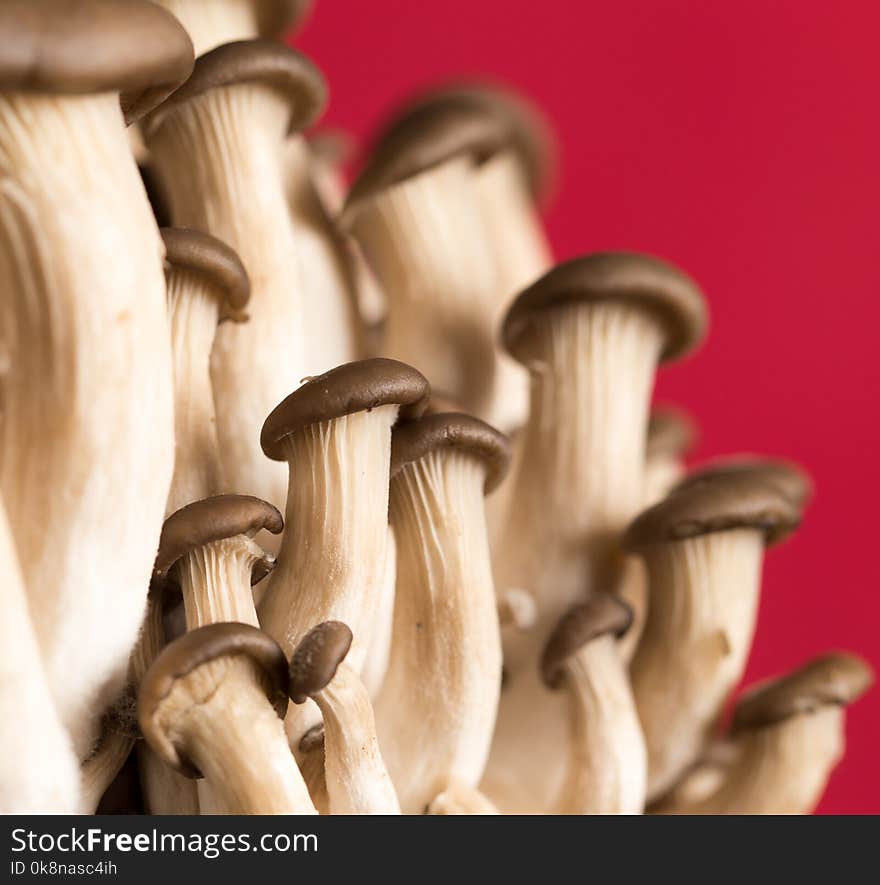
[294,0,879,813]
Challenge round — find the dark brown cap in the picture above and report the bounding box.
[146,39,325,136]
[622,468,802,552]
[675,457,813,509]
[154,495,283,582]
[540,595,633,689]
[731,653,874,734]
[257,0,314,39]
[0,0,194,125]
[288,621,353,704]
[391,413,511,494]
[502,252,707,364]
[261,358,430,461]
[138,622,289,777]
[647,406,697,460]
[161,228,250,318]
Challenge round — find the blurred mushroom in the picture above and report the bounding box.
[258,359,429,743]
[139,622,316,814]
[622,468,803,799]
[161,228,250,513]
[655,654,873,814]
[375,413,509,813]
[144,40,335,518]
[0,0,192,754]
[426,783,500,815]
[289,621,400,814]
[484,253,706,811]
[675,456,813,508]
[540,596,646,814]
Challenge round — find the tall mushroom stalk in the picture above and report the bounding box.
[0,0,192,755]
[139,622,317,815]
[257,359,429,743]
[376,413,509,813]
[622,469,803,799]
[144,40,340,516]
[483,253,707,812]
[539,596,646,814]
[0,494,80,814]
[289,622,400,814]
[655,654,873,814]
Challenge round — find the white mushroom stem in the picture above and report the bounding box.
[311,663,400,814]
[347,159,500,417]
[157,0,261,55]
[166,269,227,513]
[147,82,316,515]
[361,526,397,698]
[0,92,174,754]
[551,636,646,814]
[631,529,764,799]
[0,497,80,814]
[377,451,502,814]
[80,728,135,815]
[427,782,500,815]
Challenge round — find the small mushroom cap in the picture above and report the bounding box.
[288,621,353,705]
[676,457,813,509]
[138,622,289,777]
[622,469,802,552]
[540,594,633,689]
[261,358,430,461]
[154,495,283,580]
[0,0,194,125]
[647,406,698,460]
[391,413,511,495]
[146,39,326,136]
[502,252,708,364]
[731,653,874,734]
[161,227,251,316]
[298,723,325,754]
[257,0,314,38]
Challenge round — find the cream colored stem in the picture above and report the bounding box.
[553,636,646,814]
[80,730,135,815]
[361,526,397,697]
[427,782,500,815]
[157,0,260,55]
[0,92,173,754]
[0,497,80,813]
[377,452,501,814]
[632,529,764,799]
[312,663,399,814]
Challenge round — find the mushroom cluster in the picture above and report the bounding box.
[0,0,871,816]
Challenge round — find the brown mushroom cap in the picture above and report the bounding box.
[154,495,283,580]
[288,621,353,705]
[257,0,314,39]
[502,252,708,364]
[390,413,511,495]
[731,653,874,734]
[261,358,430,461]
[372,81,555,202]
[0,0,194,125]
[622,469,802,552]
[138,622,289,777]
[145,39,326,136]
[540,594,633,689]
[647,406,698,460]
[675,457,813,509]
[161,227,251,316]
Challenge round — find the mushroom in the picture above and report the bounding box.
[0,495,80,814]
[139,622,317,814]
[375,412,509,814]
[257,359,429,742]
[426,783,500,815]
[157,0,312,55]
[0,0,192,755]
[143,39,342,518]
[654,654,873,814]
[539,596,646,814]
[161,228,250,513]
[289,621,400,814]
[622,468,803,799]
[483,252,706,812]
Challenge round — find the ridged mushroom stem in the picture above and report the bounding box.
[80,702,137,815]
[290,622,399,814]
[361,526,397,697]
[377,444,503,813]
[0,92,174,754]
[427,782,500,815]
[0,496,80,813]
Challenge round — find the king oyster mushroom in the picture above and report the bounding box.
[0,0,192,754]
